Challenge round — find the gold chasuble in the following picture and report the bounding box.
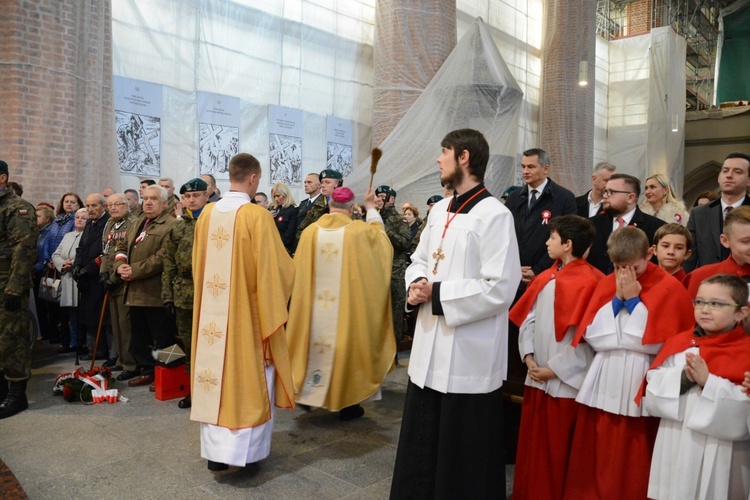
[287,212,396,411]
[190,202,295,429]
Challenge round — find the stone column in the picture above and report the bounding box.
[0,0,118,205]
[372,0,456,147]
[539,0,597,194]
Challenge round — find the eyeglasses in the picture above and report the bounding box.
[602,189,634,197]
[692,299,740,310]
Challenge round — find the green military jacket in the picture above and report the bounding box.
[380,206,411,273]
[161,211,197,309]
[296,194,328,240]
[0,187,38,297]
[100,212,138,290]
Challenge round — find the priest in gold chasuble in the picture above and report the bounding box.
[287,186,396,420]
[190,153,295,471]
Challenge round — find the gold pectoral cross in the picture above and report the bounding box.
[432,246,445,275]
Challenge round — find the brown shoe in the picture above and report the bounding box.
[149,381,156,392]
[127,374,155,387]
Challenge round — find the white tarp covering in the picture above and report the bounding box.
[345,18,523,207]
[606,27,686,195]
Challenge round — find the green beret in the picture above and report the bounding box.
[375,185,390,196]
[0,160,8,176]
[427,195,443,205]
[179,178,208,194]
[320,169,343,180]
[501,185,520,199]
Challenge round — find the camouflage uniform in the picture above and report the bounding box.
[380,206,412,341]
[161,212,197,372]
[296,194,328,241]
[410,218,427,256]
[297,194,328,241]
[0,187,38,381]
[100,212,139,371]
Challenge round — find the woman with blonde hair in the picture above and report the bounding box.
[270,182,299,254]
[640,173,689,226]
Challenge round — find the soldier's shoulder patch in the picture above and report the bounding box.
[19,209,29,216]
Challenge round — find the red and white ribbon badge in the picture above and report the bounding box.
[541,210,551,225]
[674,213,682,223]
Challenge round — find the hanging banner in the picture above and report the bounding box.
[268,105,303,187]
[326,116,353,176]
[114,76,163,177]
[197,92,240,180]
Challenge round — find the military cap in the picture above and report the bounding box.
[179,178,208,194]
[501,185,520,199]
[320,169,343,180]
[427,195,443,205]
[375,185,391,196]
[0,160,8,176]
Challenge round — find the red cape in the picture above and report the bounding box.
[636,324,750,404]
[510,259,604,341]
[573,262,694,347]
[682,255,750,298]
[671,267,686,282]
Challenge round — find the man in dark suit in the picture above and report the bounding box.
[575,161,617,218]
[505,148,577,289]
[297,172,321,221]
[684,152,750,272]
[586,173,666,274]
[72,193,111,359]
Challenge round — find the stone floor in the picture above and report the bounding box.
[0,342,514,499]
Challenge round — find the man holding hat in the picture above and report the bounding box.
[287,186,396,420]
[296,168,342,240]
[375,185,412,344]
[161,178,209,408]
[0,160,39,419]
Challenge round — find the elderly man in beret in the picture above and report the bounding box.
[296,169,343,240]
[287,186,395,420]
[161,178,209,408]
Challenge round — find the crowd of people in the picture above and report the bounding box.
[1,137,750,498]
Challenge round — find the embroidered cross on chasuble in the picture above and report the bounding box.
[296,224,347,407]
[190,208,238,424]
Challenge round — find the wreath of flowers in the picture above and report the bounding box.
[53,366,114,404]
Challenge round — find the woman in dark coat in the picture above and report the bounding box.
[270,182,299,255]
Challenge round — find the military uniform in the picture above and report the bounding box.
[100,212,138,372]
[0,187,38,382]
[295,194,328,240]
[161,212,198,373]
[380,205,412,341]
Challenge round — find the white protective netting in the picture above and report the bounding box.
[345,17,524,207]
[606,26,686,195]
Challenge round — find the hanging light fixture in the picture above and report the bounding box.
[578,61,588,87]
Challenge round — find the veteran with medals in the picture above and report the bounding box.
[190,153,295,472]
[287,186,396,421]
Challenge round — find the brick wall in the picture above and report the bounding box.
[0,0,117,206]
[627,0,655,36]
[539,0,597,194]
[372,0,456,147]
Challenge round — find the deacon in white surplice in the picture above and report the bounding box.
[191,153,296,472]
[390,129,521,499]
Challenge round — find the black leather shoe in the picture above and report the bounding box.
[57,346,77,354]
[177,395,191,409]
[116,370,139,382]
[109,365,123,372]
[207,460,229,471]
[102,358,118,368]
[338,404,365,421]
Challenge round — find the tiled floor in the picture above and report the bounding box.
[1,342,514,499]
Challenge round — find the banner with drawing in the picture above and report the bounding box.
[197,92,240,180]
[326,116,353,176]
[114,76,163,177]
[268,105,303,187]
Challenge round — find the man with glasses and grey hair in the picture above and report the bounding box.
[576,161,617,218]
[586,173,665,274]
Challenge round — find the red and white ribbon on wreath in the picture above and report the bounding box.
[53,367,129,404]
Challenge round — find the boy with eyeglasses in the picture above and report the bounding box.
[640,274,750,500]
[683,206,750,298]
[563,227,694,500]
